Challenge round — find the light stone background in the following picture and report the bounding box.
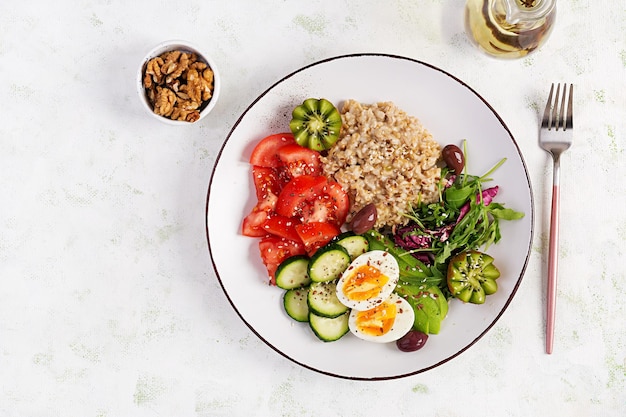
[1,1,625,416]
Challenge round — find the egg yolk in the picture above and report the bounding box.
[342,264,389,301]
[355,300,397,336]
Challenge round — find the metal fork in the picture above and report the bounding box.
[539,83,573,354]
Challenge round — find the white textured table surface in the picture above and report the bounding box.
[2,1,625,416]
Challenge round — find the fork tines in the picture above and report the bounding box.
[542,83,574,131]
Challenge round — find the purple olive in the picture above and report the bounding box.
[442,144,465,173]
[396,330,429,352]
[349,203,377,234]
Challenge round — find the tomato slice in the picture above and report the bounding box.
[295,222,341,256]
[319,180,350,226]
[242,206,270,237]
[252,166,282,200]
[249,133,296,168]
[258,236,306,284]
[251,165,287,212]
[261,214,302,243]
[276,176,349,226]
[275,175,327,218]
[276,144,322,178]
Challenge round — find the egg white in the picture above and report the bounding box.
[348,293,415,343]
[335,250,399,311]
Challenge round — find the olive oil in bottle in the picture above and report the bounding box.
[465,0,556,59]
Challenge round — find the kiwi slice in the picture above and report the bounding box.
[289,98,342,151]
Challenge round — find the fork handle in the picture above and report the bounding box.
[546,158,561,354]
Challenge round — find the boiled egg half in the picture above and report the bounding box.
[335,250,399,311]
[348,293,415,343]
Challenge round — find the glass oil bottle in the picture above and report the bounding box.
[465,0,556,59]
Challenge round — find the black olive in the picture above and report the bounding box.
[442,144,465,173]
[349,203,377,234]
[396,330,429,352]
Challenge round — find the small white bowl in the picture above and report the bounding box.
[137,40,220,125]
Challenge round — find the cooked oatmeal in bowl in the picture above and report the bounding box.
[321,99,442,229]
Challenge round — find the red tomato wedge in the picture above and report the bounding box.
[251,166,283,201]
[295,222,341,256]
[250,165,287,213]
[275,175,327,218]
[277,144,323,178]
[261,214,302,242]
[276,175,349,226]
[243,165,290,238]
[249,133,296,168]
[258,236,306,284]
[242,207,270,237]
[325,180,350,225]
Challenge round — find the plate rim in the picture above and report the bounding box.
[205,52,535,380]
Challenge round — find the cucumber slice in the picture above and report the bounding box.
[308,243,351,283]
[307,281,348,318]
[289,98,342,151]
[333,232,369,260]
[283,287,310,322]
[309,311,349,342]
[275,255,311,290]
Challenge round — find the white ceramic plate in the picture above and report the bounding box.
[206,54,534,380]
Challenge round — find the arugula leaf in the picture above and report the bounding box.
[488,203,525,220]
[444,185,474,209]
